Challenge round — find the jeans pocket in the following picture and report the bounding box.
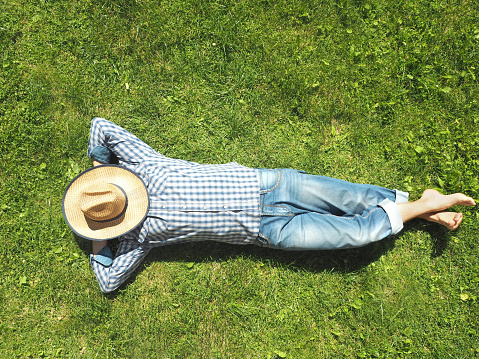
[258,169,282,194]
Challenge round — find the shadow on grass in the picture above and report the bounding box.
[422,223,451,258]
[75,220,453,297]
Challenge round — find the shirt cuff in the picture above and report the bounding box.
[90,145,112,164]
[90,245,113,267]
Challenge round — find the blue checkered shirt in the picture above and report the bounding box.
[88,118,261,292]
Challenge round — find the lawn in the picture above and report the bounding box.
[1,0,478,357]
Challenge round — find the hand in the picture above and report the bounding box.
[93,160,104,167]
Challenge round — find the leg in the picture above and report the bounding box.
[398,189,475,230]
[257,169,408,215]
[258,205,395,250]
[258,189,475,250]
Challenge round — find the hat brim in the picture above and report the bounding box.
[62,165,149,241]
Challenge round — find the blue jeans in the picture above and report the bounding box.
[254,169,409,250]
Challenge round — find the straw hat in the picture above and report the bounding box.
[62,165,149,241]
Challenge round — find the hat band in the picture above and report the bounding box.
[87,184,129,223]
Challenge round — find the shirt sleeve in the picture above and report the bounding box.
[87,117,160,165]
[90,239,151,293]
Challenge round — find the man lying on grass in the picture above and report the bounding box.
[62,118,476,293]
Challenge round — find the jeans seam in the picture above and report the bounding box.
[261,204,293,217]
[321,207,383,220]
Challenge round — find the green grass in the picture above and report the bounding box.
[1,0,479,357]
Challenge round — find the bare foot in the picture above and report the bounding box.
[419,189,476,212]
[398,189,475,224]
[419,211,464,230]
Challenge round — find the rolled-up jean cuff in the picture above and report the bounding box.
[378,198,403,235]
[394,189,409,204]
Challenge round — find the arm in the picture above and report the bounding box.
[88,117,159,165]
[88,128,152,292]
[88,139,149,293]
[90,239,151,293]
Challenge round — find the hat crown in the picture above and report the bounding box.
[80,183,126,221]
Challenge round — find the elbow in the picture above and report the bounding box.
[100,286,117,294]
[94,271,120,293]
[91,117,103,125]
[99,281,120,294]
[100,288,115,294]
